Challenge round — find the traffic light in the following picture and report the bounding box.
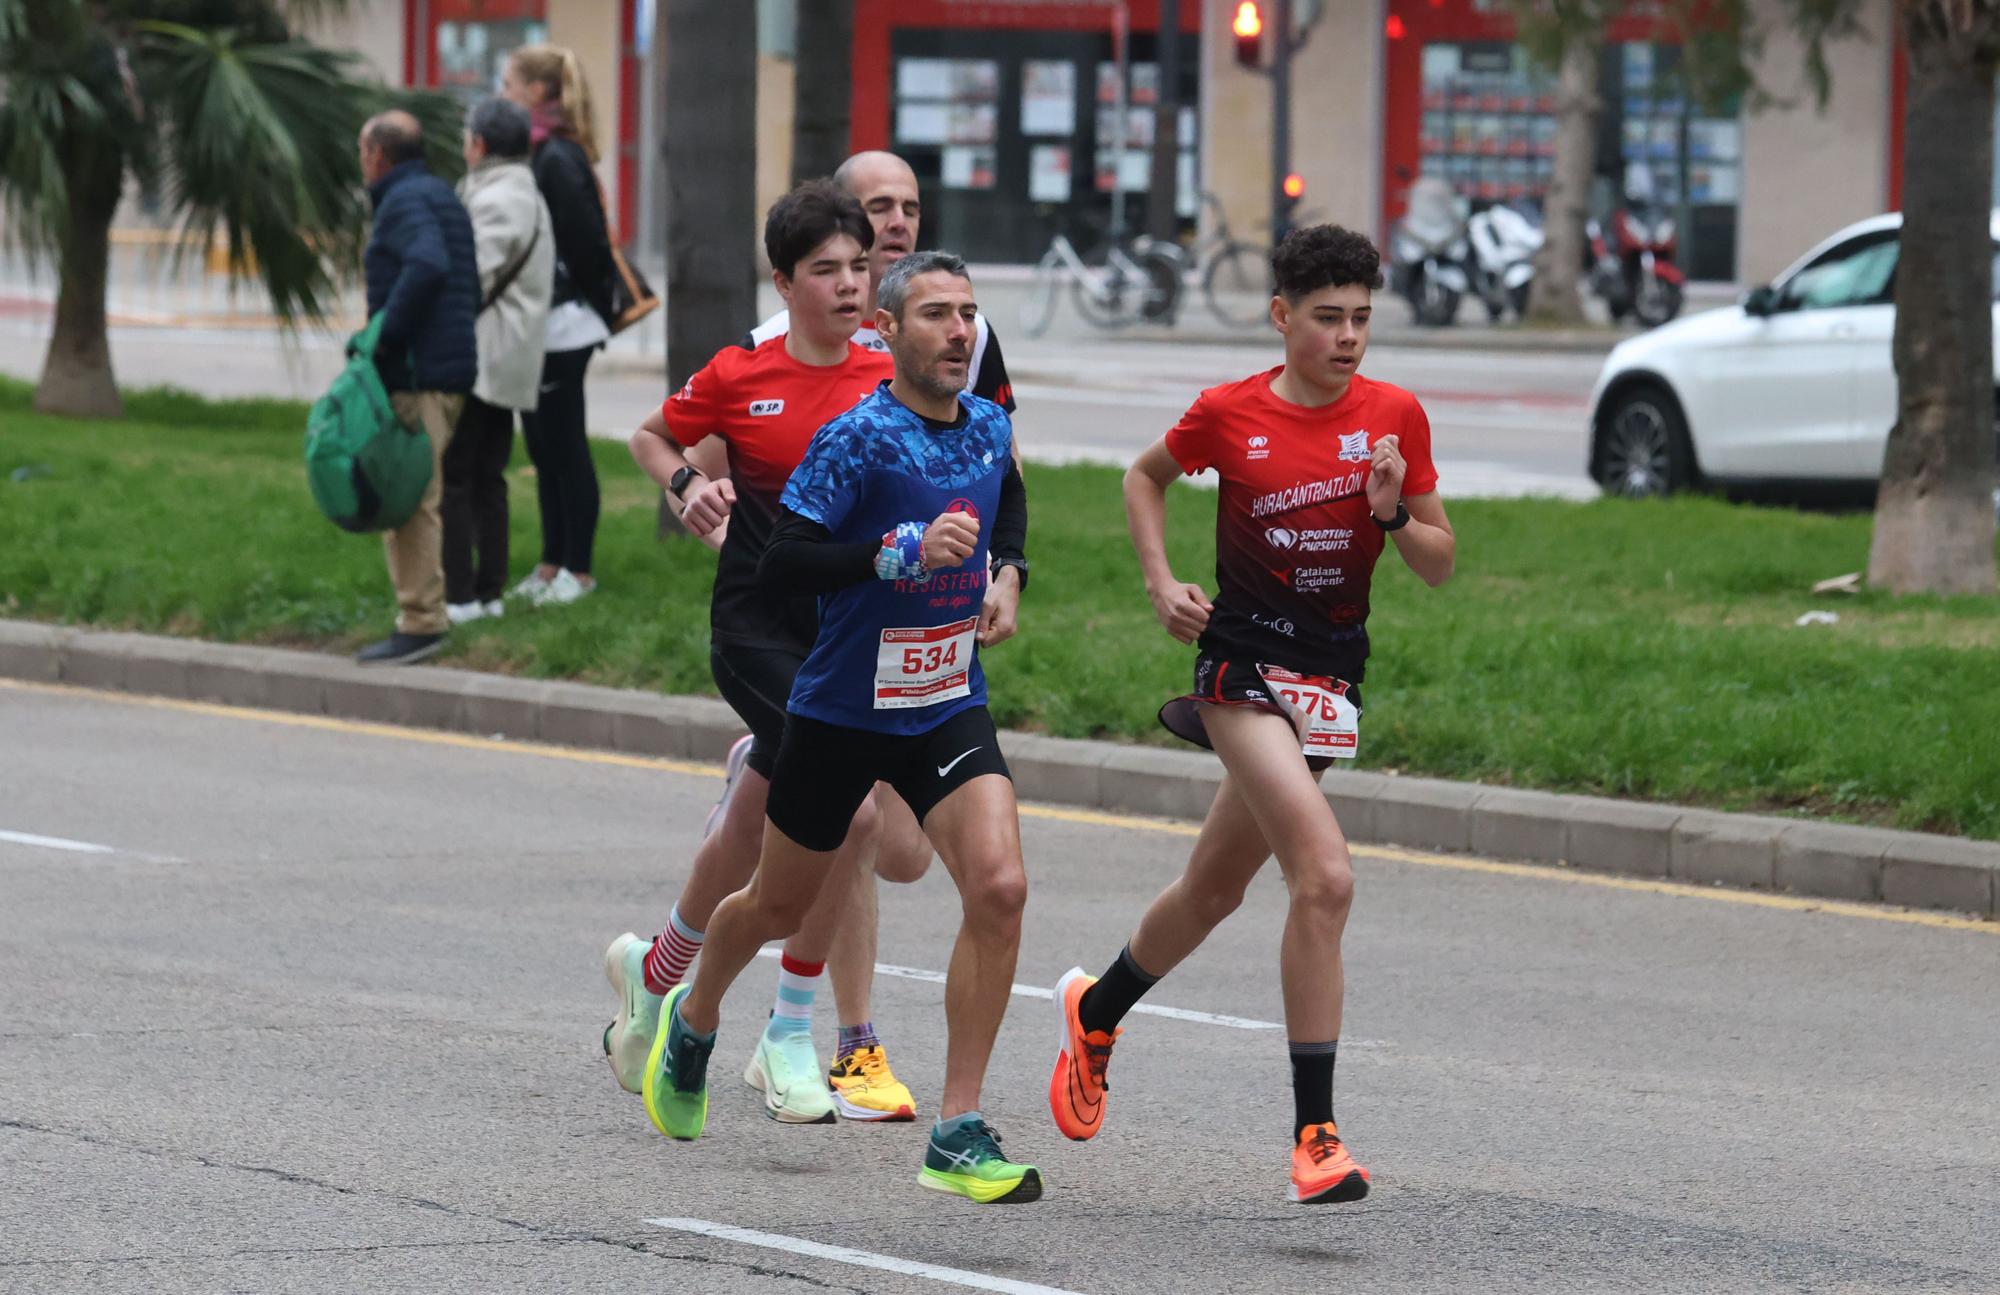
[1278,172,1305,237]
[1233,1,1263,70]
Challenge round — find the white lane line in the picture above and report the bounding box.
[754,947,1288,1033]
[643,1217,1087,1295]
[0,828,116,855]
[0,828,182,863]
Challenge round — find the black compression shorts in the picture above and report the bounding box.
[709,642,808,780]
[766,706,1012,853]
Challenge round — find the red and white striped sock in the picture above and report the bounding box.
[643,904,703,995]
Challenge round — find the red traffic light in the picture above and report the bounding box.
[1233,1,1263,68]
[1283,172,1306,200]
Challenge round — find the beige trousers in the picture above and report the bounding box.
[385,392,464,636]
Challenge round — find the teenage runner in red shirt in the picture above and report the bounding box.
[602,181,931,1126]
[1047,225,1457,1203]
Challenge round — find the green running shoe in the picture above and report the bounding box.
[602,933,663,1095]
[641,985,713,1141]
[917,1115,1042,1204]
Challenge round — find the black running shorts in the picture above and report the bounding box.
[709,643,808,780]
[1158,652,1364,774]
[766,706,1012,853]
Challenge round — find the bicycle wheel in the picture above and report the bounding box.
[1020,253,1063,338]
[1203,241,1273,329]
[1071,264,1137,330]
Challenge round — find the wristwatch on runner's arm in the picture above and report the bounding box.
[990,555,1030,593]
[668,465,703,501]
[1371,501,1410,532]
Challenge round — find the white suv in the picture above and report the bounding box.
[1586,211,2000,497]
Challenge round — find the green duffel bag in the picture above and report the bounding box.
[304,313,431,533]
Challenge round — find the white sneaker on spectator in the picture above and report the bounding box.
[483,600,505,618]
[446,601,487,626]
[537,568,595,606]
[511,571,551,601]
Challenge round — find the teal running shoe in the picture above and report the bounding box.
[918,1116,1042,1203]
[642,985,713,1141]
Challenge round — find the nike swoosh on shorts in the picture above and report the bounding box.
[936,747,982,778]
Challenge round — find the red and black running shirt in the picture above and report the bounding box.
[1164,368,1439,681]
[665,335,894,651]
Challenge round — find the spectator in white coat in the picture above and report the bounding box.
[444,95,555,624]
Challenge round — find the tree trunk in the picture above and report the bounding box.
[34,148,124,419]
[790,0,853,186]
[1867,11,1999,595]
[659,0,758,538]
[1525,33,1598,327]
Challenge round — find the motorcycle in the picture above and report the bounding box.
[1586,199,1685,328]
[1465,198,1544,322]
[1389,175,1470,327]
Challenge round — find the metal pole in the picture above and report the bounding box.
[1270,0,1293,244]
[1146,0,1182,241]
[1111,0,1130,239]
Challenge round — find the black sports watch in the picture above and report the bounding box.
[990,555,1030,593]
[668,464,703,500]
[1371,501,1410,532]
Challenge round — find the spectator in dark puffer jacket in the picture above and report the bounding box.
[356,108,481,665]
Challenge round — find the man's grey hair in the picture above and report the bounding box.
[362,110,424,166]
[467,96,531,159]
[878,250,970,320]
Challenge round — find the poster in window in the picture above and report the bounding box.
[942,146,996,191]
[895,103,950,145]
[1021,61,1076,135]
[948,103,998,145]
[897,59,953,101]
[1029,144,1072,203]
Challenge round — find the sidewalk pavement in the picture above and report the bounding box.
[3,618,1991,920]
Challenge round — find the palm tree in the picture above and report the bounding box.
[0,0,456,418]
[1868,0,2000,594]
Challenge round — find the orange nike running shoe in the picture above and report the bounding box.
[1290,1121,1371,1204]
[1048,967,1119,1141]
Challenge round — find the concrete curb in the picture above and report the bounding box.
[3,618,1992,921]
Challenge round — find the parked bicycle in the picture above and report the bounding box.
[1191,192,1274,329]
[1020,228,1182,337]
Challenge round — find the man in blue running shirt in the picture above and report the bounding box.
[643,251,1040,1205]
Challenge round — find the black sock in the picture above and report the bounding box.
[1290,1040,1338,1140]
[1077,945,1161,1035]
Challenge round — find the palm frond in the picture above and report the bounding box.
[138,19,375,323]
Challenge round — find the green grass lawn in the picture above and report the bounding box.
[5,377,1998,838]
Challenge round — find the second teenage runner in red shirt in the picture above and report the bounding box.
[601,181,934,1128]
[1047,225,1457,1204]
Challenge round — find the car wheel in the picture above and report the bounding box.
[1596,384,1696,498]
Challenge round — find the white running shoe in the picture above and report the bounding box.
[743,1027,835,1124]
[482,599,505,619]
[704,735,755,838]
[602,933,664,1095]
[510,571,551,601]
[536,568,594,606]
[446,601,487,626]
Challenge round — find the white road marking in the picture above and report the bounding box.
[0,829,116,855]
[642,1217,1088,1295]
[0,828,181,863]
[752,947,1385,1042]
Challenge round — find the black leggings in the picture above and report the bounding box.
[520,344,599,575]
[441,394,515,604]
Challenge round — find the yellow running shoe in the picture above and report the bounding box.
[826,1043,917,1122]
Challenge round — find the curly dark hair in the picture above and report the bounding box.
[764,179,874,280]
[1271,224,1384,300]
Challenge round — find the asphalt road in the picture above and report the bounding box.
[1,274,1608,500]
[3,679,1996,1293]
